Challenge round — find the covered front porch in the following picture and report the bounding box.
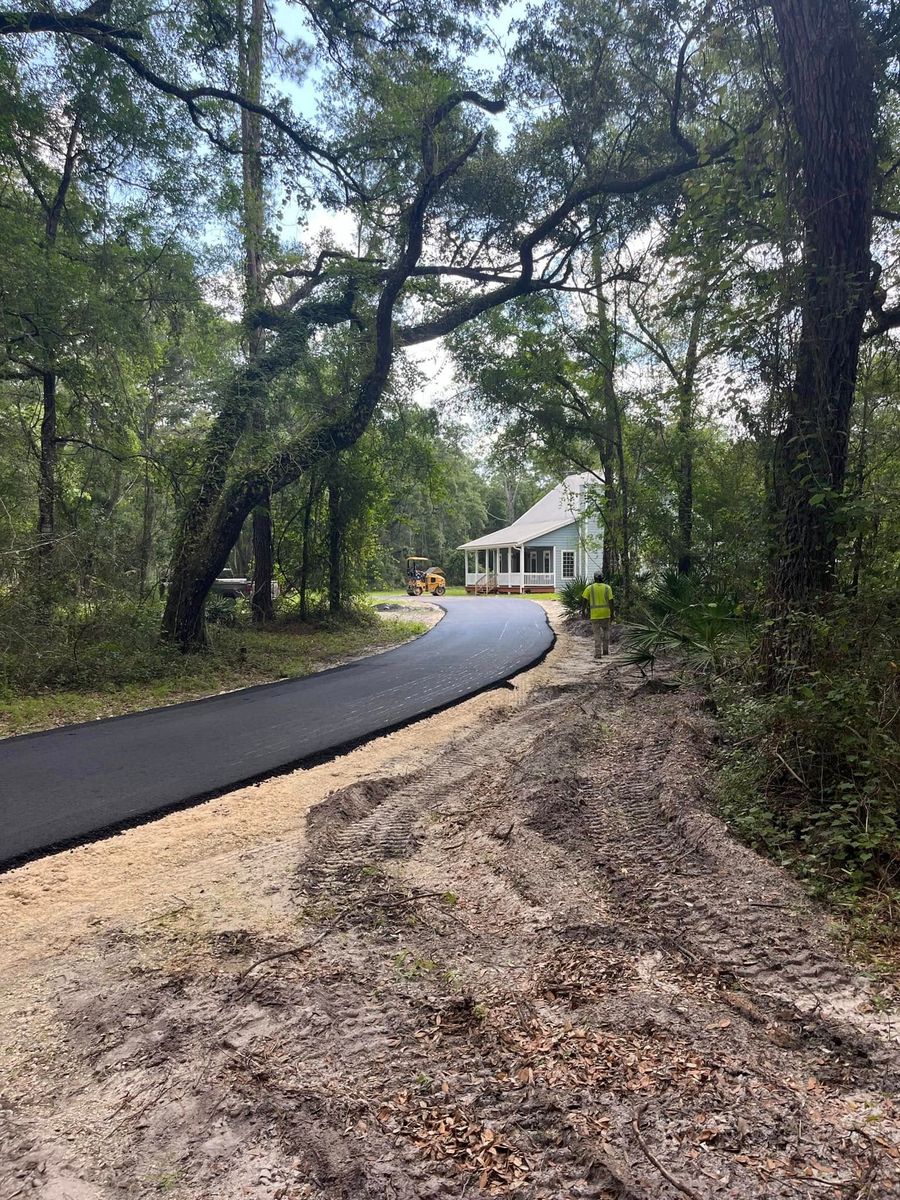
[464,545,557,593]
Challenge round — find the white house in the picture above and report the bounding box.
[460,473,604,593]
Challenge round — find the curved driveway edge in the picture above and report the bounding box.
[0,597,554,866]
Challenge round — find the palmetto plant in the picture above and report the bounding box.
[559,576,590,617]
[622,570,755,673]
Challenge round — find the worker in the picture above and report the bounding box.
[581,571,614,659]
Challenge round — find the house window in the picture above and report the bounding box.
[562,551,575,579]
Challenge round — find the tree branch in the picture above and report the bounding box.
[399,115,764,346]
[669,3,714,158]
[0,10,141,38]
[0,10,354,188]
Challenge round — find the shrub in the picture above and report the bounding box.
[205,593,238,626]
[0,590,169,692]
[714,609,900,911]
[559,576,589,617]
[620,569,755,673]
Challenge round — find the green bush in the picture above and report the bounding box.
[205,593,238,626]
[559,576,589,617]
[714,618,900,908]
[620,569,755,673]
[0,591,173,693]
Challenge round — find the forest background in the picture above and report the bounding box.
[0,0,897,937]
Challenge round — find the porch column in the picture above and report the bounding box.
[464,549,469,587]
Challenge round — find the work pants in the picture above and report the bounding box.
[592,617,611,658]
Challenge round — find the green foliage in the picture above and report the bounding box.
[205,593,239,626]
[0,591,169,695]
[559,576,589,617]
[621,570,755,673]
[0,591,426,735]
[715,642,900,907]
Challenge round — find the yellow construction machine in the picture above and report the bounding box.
[405,556,446,597]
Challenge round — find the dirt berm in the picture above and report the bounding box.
[1,603,898,1199]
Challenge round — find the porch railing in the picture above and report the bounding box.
[523,572,555,587]
[473,572,498,595]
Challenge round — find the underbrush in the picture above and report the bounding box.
[558,576,590,617]
[714,621,900,942]
[0,592,426,735]
[620,569,755,673]
[621,574,900,949]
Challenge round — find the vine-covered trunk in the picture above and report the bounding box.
[328,476,342,613]
[676,305,703,576]
[768,0,875,661]
[299,474,317,621]
[252,493,274,619]
[162,486,260,648]
[37,370,57,564]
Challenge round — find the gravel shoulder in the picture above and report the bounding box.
[1,603,898,1199]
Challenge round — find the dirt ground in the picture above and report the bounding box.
[1,602,898,1200]
[371,598,444,629]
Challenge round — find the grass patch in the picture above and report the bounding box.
[365,586,467,602]
[0,605,428,737]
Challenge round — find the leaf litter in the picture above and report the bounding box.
[1,604,898,1199]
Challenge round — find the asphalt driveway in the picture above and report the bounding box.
[0,597,553,865]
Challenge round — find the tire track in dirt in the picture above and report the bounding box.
[565,693,898,1081]
[2,618,898,1199]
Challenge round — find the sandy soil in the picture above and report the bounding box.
[372,597,444,629]
[1,603,898,1199]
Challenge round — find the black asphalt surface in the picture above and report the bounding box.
[0,597,553,865]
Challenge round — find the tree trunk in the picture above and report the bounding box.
[237,0,275,624]
[768,0,875,659]
[299,473,317,621]
[589,216,629,596]
[252,493,275,618]
[137,388,160,598]
[35,114,81,573]
[848,371,871,598]
[163,488,259,649]
[328,475,342,614]
[503,475,516,524]
[138,457,156,598]
[676,305,703,575]
[37,370,57,564]
[613,392,631,601]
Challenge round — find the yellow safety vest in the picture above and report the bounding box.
[583,582,613,620]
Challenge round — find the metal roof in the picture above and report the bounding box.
[458,473,600,551]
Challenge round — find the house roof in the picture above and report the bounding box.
[458,473,599,551]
